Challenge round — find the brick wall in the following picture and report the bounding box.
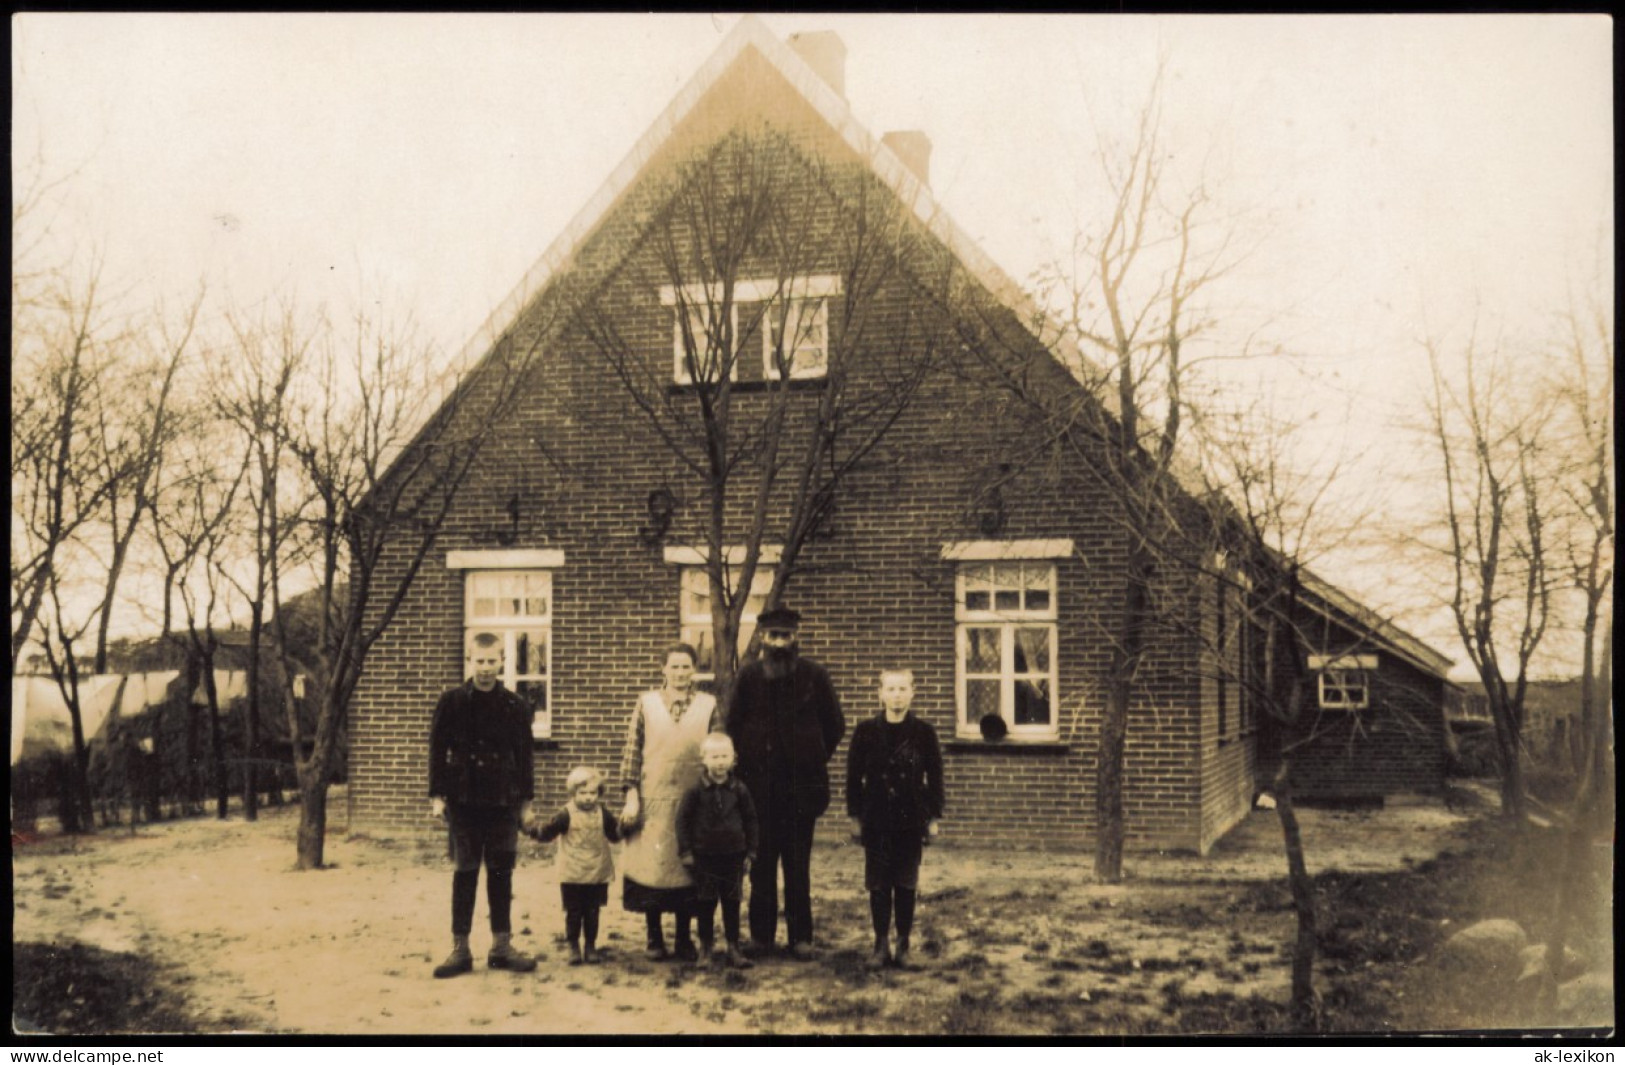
[1282,658,1448,800]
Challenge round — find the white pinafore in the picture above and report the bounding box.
[621,688,716,890]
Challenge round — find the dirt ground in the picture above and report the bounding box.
[10,785,1614,1037]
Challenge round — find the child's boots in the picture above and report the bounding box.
[488,932,538,973]
[433,936,474,978]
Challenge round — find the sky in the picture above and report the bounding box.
[11,13,1614,675]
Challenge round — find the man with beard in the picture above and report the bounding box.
[726,607,845,959]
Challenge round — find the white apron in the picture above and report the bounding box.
[621,689,716,890]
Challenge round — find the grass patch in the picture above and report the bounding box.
[14,941,243,1035]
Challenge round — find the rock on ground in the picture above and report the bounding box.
[1440,918,1528,979]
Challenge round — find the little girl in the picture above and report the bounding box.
[845,669,944,970]
[531,765,624,964]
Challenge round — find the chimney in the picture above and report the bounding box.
[788,31,846,99]
[882,130,933,188]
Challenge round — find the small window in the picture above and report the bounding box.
[465,571,552,738]
[955,562,1059,740]
[1310,654,1376,711]
[765,297,829,380]
[1318,668,1369,711]
[679,566,772,690]
[672,301,739,385]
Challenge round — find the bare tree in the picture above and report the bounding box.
[1423,331,1555,818]
[1182,402,1394,1032]
[85,294,200,672]
[249,302,537,869]
[1026,62,1250,882]
[1534,278,1614,998]
[10,254,125,678]
[148,393,250,818]
[574,128,948,699]
[214,304,315,822]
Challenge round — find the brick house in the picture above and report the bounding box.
[348,18,1454,853]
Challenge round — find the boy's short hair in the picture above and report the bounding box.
[699,732,736,757]
[470,632,502,652]
[877,667,915,685]
[565,765,604,794]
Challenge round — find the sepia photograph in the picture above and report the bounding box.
[10,13,1614,1041]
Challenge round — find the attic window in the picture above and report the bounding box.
[765,297,829,380]
[661,277,838,384]
[671,301,739,385]
[1309,654,1377,711]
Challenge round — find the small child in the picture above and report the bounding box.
[530,766,624,964]
[674,732,758,969]
[845,668,944,971]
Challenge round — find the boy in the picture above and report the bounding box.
[531,766,623,964]
[427,632,538,977]
[845,668,944,970]
[675,732,758,968]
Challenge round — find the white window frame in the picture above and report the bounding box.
[669,299,739,385]
[954,560,1060,740]
[662,277,839,384]
[453,556,562,739]
[667,545,783,689]
[764,295,831,380]
[1309,654,1376,711]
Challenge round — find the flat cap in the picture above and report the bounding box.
[756,606,802,628]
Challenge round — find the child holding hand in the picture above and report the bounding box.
[846,669,944,970]
[675,732,758,969]
[531,765,624,964]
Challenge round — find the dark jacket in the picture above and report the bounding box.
[675,773,759,861]
[845,712,945,834]
[428,681,535,807]
[727,654,845,820]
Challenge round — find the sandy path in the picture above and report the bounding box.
[12,790,1483,1036]
[13,812,729,1035]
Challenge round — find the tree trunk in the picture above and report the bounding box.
[295,769,328,870]
[1273,759,1321,1032]
[1095,534,1150,882]
[65,688,95,835]
[202,659,228,819]
[184,667,202,814]
[243,600,262,822]
[1497,723,1526,820]
[1094,681,1128,881]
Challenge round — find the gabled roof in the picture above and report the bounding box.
[453,15,1106,405]
[443,15,1454,684]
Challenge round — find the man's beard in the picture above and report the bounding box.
[762,642,797,676]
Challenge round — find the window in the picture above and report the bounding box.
[955,561,1059,739]
[1209,556,1250,740]
[765,297,829,380]
[671,300,738,385]
[465,570,552,738]
[679,565,772,690]
[1310,654,1376,711]
[663,277,838,384]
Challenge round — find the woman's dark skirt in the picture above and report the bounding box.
[622,876,695,913]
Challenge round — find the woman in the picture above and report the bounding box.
[619,643,721,960]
